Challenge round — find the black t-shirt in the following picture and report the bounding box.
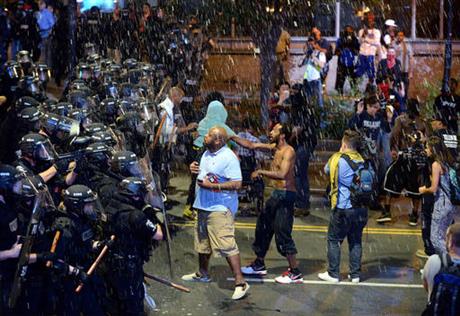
[434,94,460,133]
[433,128,458,159]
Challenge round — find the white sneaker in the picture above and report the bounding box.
[232,282,250,300]
[318,271,339,283]
[181,272,211,283]
[348,274,360,283]
[241,262,268,275]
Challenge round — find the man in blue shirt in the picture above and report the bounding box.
[319,130,368,283]
[36,0,55,68]
[181,126,249,300]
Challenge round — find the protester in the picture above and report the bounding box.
[319,130,367,283]
[275,27,291,86]
[394,31,413,97]
[380,99,428,225]
[419,136,460,254]
[302,37,326,108]
[356,12,381,83]
[183,99,235,219]
[232,123,303,284]
[335,25,360,95]
[422,223,460,316]
[433,78,460,133]
[181,126,249,300]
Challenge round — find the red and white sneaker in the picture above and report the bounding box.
[274,269,303,284]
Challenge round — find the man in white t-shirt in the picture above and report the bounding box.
[423,223,460,300]
[355,13,381,83]
[154,87,197,191]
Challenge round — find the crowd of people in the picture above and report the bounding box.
[0,2,460,315]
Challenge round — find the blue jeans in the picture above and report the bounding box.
[304,79,323,108]
[327,207,368,278]
[294,145,310,209]
[355,54,375,82]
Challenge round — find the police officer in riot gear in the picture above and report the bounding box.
[116,112,148,158]
[0,166,57,315]
[0,164,23,315]
[104,177,163,315]
[95,150,143,207]
[51,185,106,316]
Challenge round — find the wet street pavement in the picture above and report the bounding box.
[144,172,427,316]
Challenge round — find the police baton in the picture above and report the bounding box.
[46,231,61,268]
[75,235,115,293]
[143,272,190,293]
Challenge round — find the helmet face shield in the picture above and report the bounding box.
[83,197,102,221]
[128,161,143,178]
[35,141,57,161]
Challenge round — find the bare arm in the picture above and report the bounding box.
[199,178,242,190]
[231,135,274,151]
[39,166,58,183]
[255,147,295,180]
[419,162,442,194]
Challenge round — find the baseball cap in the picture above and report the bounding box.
[385,19,397,28]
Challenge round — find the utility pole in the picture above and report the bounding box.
[442,0,452,92]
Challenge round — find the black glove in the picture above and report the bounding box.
[72,268,89,284]
[142,205,164,224]
[95,238,115,251]
[51,259,70,276]
[36,251,57,263]
[54,159,69,173]
[73,158,88,175]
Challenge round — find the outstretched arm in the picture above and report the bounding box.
[230,135,274,151]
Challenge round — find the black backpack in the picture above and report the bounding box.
[341,155,376,208]
[423,253,460,316]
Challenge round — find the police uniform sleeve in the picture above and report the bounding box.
[131,210,158,239]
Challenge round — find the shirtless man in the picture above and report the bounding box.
[231,123,302,284]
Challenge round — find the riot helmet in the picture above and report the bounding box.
[68,108,93,129]
[85,142,111,170]
[91,131,117,148]
[111,150,142,178]
[16,96,40,110]
[52,102,74,117]
[16,50,33,74]
[118,98,136,115]
[0,164,23,203]
[84,123,107,136]
[19,76,44,100]
[34,64,51,83]
[63,185,99,221]
[68,90,95,109]
[123,58,138,70]
[4,60,22,79]
[40,113,80,144]
[41,99,58,111]
[99,98,118,124]
[19,133,57,162]
[103,81,119,99]
[76,63,92,81]
[118,177,147,208]
[69,79,88,91]
[18,106,42,133]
